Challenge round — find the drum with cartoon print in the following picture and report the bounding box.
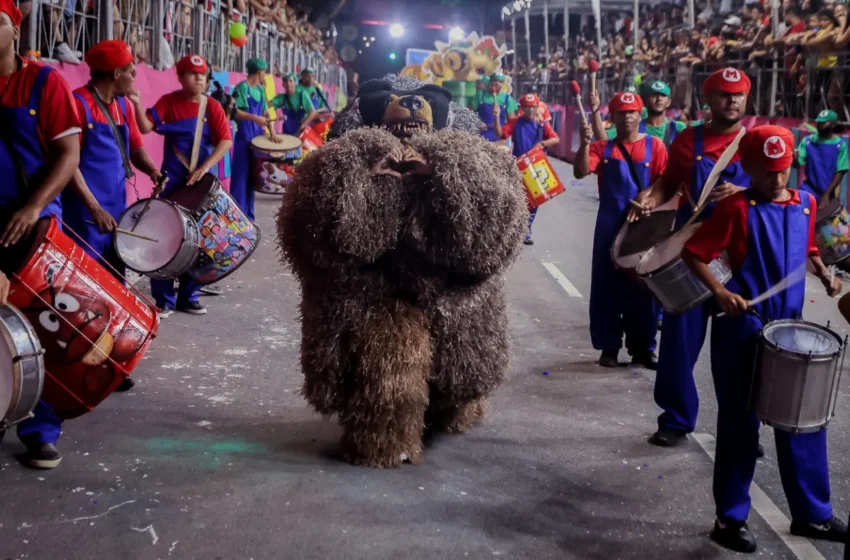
[165,173,261,285]
[814,197,850,265]
[7,217,160,419]
[251,133,302,194]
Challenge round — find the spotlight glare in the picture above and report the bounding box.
[389,23,404,37]
[449,26,465,41]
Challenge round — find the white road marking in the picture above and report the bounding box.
[692,433,826,560]
[542,262,583,298]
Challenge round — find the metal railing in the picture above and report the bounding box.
[17,0,347,94]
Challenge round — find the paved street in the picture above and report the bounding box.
[1,159,849,559]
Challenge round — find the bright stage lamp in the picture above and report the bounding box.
[449,27,464,41]
[390,23,404,37]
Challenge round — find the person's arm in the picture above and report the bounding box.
[235,108,267,126]
[67,169,117,233]
[540,123,559,148]
[573,123,595,179]
[806,192,843,295]
[492,102,503,138]
[186,101,234,185]
[130,148,161,181]
[0,271,9,305]
[589,90,607,141]
[126,86,154,134]
[683,246,748,315]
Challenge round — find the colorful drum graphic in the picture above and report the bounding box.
[250,133,302,194]
[814,197,850,265]
[517,145,565,209]
[8,217,160,419]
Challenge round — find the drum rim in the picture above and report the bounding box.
[116,199,201,275]
[0,304,44,426]
[815,196,844,224]
[761,318,844,359]
[251,134,303,153]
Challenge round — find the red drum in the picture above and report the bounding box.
[517,145,565,209]
[299,127,324,159]
[310,114,335,141]
[7,217,160,419]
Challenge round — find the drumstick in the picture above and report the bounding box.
[717,262,808,316]
[588,60,599,98]
[570,81,588,127]
[86,221,159,242]
[131,176,169,233]
[681,128,746,230]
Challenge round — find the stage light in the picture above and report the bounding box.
[365,42,371,47]
[389,23,404,37]
[449,27,464,40]
[513,1,521,10]
[389,52,397,60]
[370,36,376,41]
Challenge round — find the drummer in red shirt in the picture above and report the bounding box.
[631,67,753,448]
[574,91,666,370]
[0,0,81,469]
[682,126,845,552]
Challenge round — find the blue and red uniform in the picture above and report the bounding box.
[685,189,833,526]
[586,134,667,355]
[0,58,81,447]
[146,89,232,310]
[653,124,751,435]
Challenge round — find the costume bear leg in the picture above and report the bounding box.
[338,300,432,468]
[425,396,488,434]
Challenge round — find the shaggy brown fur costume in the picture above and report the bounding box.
[277,80,528,468]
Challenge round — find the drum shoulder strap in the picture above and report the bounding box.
[86,85,134,180]
[614,138,646,191]
[189,95,209,172]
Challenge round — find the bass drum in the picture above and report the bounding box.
[0,304,45,429]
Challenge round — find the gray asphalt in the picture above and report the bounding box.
[1,159,849,560]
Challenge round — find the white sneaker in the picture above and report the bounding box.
[158,308,174,319]
[55,42,81,64]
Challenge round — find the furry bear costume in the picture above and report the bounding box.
[277,77,528,467]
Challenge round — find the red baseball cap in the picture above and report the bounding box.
[739,125,794,172]
[608,91,644,113]
[85,40,135,72]
[0,0,22,26]
[176,54,209,74]
[702,67,751,97]
[520,93,540,107]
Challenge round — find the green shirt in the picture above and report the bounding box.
[796,134,850,171]
[690,120,704,127]
[297,84,328,109]
[477,92,518,114]
[606,118,687,144]
[470,89,486,110]
[270,90,313,114]
[233,81,268,113]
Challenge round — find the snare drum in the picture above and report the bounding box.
[251,134,302,194]
[517,145,565,209]
[637,223,733,313]
[814,197,850,265]
[611,209,677,274]
[751,319,845,433]
[0,304,44,429]
[115,199,201,280]
[8,217,160,419]
[166,174,261,285]
[298,127,324,159]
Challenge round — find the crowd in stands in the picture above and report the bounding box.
[508,0,850,120]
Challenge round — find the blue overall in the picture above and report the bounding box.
[512,117,545,239]
[281,95,305,136]
[589,137,659,354]
[799,136,844,203]
[0,66,65,446]
[62,93,131,279]
[711,191,831,524]
[654,125,751,433]
[478,94,508,142]
[147,99,216,310]
[230,86,265,221]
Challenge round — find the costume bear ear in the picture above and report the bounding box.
[358,80,394,128]
[415,85,452,130]
[358,79,393,96]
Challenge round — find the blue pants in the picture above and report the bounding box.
[16,401,62,445]
[654,301,710,433]
[526,207,538,239]
[589,254,658,354]
[229,136,256,221]
[151,273,199,310]
[711,325,832,524]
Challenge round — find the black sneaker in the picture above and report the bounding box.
[24,443,62,469]
[631,351,658,371]
[649,428,688,447]
[598,350,619,368]
[114,377,135,392]
[790,515,848,543]
[158,307,174,319]
[711,520,757,553]
[523,237,534,246]
[756,443,765,459]
[199,284,224,296]
[177,301,207,315]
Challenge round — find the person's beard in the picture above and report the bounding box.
[819,125,835,136]
[711,112,741,128]
[646,107,665,118]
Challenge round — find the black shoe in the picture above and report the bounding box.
[0,428,5,445]
[711,520,757,553]
[523,238,534,246]
[756,443,765,459]
[177,301,207,315]
[114,377,135,392]
[631,351,658,371]
[598,350,619,368]
[199,284,224,296]
[24,442,62,469]
[649,428,688,447]
[790,515,848,543]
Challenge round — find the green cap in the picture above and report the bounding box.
[246,58,268,74]
[816,109,838,123]
[642,80,671,97]
[641,107,648,119]
[284,72,298,82]
[477,76,490,84]
[490,73,506,83]
[624,85,637,93]
[301,67,315,75]
[702,103,710,110]
[625,45,634,56]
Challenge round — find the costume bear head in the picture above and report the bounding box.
[357,79,452,137]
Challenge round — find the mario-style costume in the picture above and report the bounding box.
[63,40,143,277]
[230,57,269,222]
[797,110,848,203]
[146,54,232,312]
[502,93,559,241]
[478,74,518,142]
[297,68,328,110]
[470,76,490,111]
[271,73,314,136]
[651,68,753,443]
[685,126,842,550]
[586,92,667,364]
[605,81,687,146]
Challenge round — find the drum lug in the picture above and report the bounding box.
[13,348,46,363]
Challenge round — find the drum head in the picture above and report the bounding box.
[815,196,843,224]
[763,321,842,356]
[615,210,677,261]
[116,200,187,273]
[636,223,701,275]
[251,134,302,153]
[165,173,218,213]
